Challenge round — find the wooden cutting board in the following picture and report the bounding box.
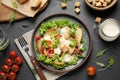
[0,0,48,22]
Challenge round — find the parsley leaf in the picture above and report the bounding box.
[9,11,16,23]
[95,62,106,68]
[96,48,109,57]
[96,56,115,71]
[12,1,18,9]
[106,56,115,69]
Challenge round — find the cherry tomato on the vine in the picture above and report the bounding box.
[5,58,13,66]
[0,72,6,80]
[7,72,16,80]
[86,66,96,76]
[2,64,10,73]
[9,51,17,58]
[11,64,20,73]
[14,56,23,65]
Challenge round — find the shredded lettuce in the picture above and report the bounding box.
[69,39,77,47]
[39,19,80,35]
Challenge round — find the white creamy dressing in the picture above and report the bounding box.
[60,38,70,47]
[60,27,67,36]
[102,21,120,37]
[54,47,61,55]
[43,35,51,41]
[99,19,120,41]
[62,54,74,62]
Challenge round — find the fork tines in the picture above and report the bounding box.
[18,36,27,47]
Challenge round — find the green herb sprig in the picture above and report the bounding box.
[95,56,115,71]
[96,48,109,57]
[9,11,16,23]
[9,1,18,23]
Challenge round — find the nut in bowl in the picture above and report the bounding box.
[85,0,117,11]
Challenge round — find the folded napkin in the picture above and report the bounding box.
[14,30,66,80]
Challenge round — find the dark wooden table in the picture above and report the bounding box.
[0,0,120,80]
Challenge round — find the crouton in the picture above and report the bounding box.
[75,8,80,14]
[31,0,42,10]
[75,1,80,7]
[95,17,102,23]
[61,2,67,9]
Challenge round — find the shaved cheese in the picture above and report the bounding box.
[62,54,74,62]
[54,47,61,55]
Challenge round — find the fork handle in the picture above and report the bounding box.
[31,58,46,80]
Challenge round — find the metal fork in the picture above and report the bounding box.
[18,36,46,80]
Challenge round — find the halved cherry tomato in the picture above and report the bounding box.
[40,47,47,56]
[5,58,13,66]
[11,64,20,73]
[48,47,54,54]
[9,51,17,58]
[48,47,54,58]
[35,35,42,41]
[0,72,6,80]
[86,66,96,76]
[7,72,16,80]
[14,56,22,66]
[2,64,10,73]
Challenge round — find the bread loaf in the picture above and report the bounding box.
[31,0,42,10]
[17,0,29,4]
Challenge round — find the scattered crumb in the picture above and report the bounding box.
[61,2,67,9]
[75,8,80,14]
[95,17,102,23]
[75,1,80,7]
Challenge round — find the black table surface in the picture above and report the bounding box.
[0,0,120,80]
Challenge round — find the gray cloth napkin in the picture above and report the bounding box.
[14,30,66,80]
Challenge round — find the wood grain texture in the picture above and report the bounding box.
[0,0,48,22]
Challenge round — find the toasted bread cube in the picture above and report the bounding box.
[95,17,102,23]
[75,1,80,7]
[95,2,102,7]
[92,1,96,6]
[88,0,94,3]
[75,8,80,14]
[95,0,99,2]
[61,2,67,8]
[17,0,28,4]
[31,0,42,10]
[105,0,112,4]
[100,0,105,3]
[103,2,107,6]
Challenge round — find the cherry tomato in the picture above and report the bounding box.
[14,56,23,65]
[35,35,42,41]
[2,64,10,73]
[5,58,13,66]
[40,47,47,56]
[0,72,6,80]
[11,64,20,73]
[7,72,16,80]
[9,51,17,58]
[48,47,54,58]
[86,66,96,76]
[48,47,54,54]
